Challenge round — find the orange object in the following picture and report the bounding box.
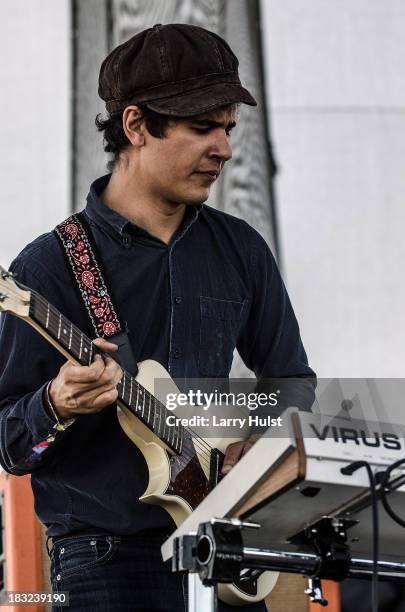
[0,471,44,612]
[308,580,340,611]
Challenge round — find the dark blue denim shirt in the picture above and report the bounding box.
[0,174,314,536]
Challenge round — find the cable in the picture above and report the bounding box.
[341,461,379,612]
[380,458,405,528]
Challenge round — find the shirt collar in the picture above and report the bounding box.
[85,174,131,236]
[85,174,203,239]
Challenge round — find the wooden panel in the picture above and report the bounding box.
[0,472,44,612]
[266,573,309,612]
[73,0,110,210]
[111,0,225,45]
[221,0,277,251]
[234,447,304,517]
[266,575,340,612]
[309,581,340,612]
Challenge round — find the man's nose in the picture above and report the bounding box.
[208,131,233,163]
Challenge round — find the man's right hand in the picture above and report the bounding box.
[48,338,123,421]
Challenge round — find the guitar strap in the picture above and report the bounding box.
[54,212,137,374]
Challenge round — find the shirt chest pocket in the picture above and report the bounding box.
[198,296,247,377]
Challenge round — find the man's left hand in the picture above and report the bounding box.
[221,435,260,475]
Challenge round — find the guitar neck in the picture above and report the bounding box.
[28,291,183,454]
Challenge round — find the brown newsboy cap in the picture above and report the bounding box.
[98,23,257,116]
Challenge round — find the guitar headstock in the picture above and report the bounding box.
[0,264,31,318]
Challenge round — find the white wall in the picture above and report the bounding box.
[261,0,405,377]
[0,0,71,267]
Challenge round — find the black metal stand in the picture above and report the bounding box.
[172,518,405,612]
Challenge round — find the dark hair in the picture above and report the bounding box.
[95,105,174,172]
[95,102,239,173]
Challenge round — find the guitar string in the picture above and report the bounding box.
[32,293,219,468]
[32,297,215,470]
[32,296,219,473]
[33,293,218,468]
[32,298,214,471]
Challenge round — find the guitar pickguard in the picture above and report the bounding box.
[166,434,211,510]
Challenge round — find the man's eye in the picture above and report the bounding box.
[192,126,234,136]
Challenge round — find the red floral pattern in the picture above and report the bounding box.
[56,216,122,338]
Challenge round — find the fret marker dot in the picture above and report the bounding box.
[84,348,88,352]
[63,329,67,334]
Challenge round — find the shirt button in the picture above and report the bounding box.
[173,349,182,359]
[174,296,182,304]
[122,235,131,248]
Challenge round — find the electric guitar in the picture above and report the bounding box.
[0,265,278,605]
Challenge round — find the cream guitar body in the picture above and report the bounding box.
[117,358,278,606]
[0,265,279,606]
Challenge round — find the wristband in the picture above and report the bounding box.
[45,380,75,431]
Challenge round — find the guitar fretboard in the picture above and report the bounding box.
[29,292,183,454]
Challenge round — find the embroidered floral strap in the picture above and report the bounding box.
[55,213,123,338]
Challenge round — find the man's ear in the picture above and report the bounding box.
[122,105,145,147]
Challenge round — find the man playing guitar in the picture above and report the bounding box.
[0,24,314,611]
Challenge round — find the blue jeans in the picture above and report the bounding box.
[50,531,267,612]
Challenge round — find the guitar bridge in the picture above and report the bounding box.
[209,448,225,489]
